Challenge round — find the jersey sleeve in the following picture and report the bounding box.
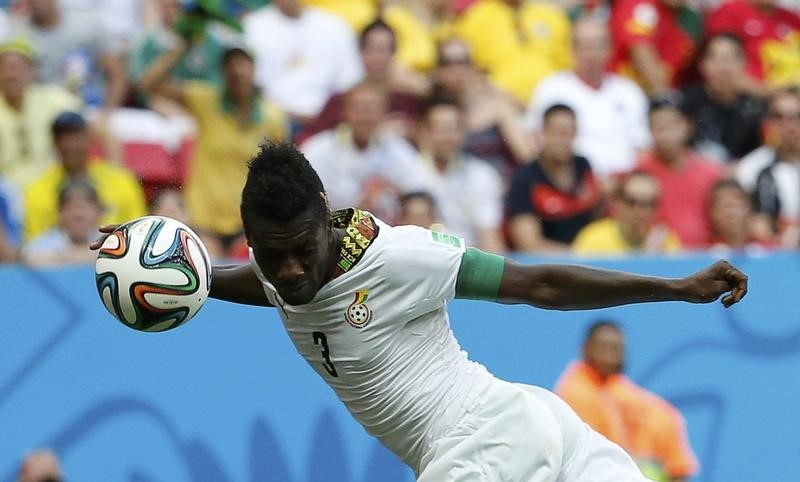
[382,226,466,303]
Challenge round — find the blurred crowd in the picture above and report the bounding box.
[0,0,798,266]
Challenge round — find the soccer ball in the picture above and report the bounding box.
[95,216,212,332]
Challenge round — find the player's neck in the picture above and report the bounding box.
[323,228,347,282]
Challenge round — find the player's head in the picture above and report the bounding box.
[240,141,333,305]
[582,320,625,378]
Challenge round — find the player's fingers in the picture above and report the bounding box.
[99,224,120,233]
[722,294,735,308]
[88,238,106,250]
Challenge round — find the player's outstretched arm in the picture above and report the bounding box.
[496,258,747,310]
[209,264,273,307]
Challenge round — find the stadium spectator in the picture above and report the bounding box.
[708,178,775,252]
[610,0,702,97]
[0,177,22,263]
[396,190,440,230]
[301,82,432,223]
[382,0,458,73]
[129,0,241,108]
[705,0,800,93]
[242,0,363,125]
[139,43,289,259]
[297,19,424,144]
[432,38,536,179]
[23,111,146,241]
[0,37,82,186]
[455,0,572,105]
[737,88,800,193]
[637,97,725,249]
[506,104,603,252]
[16,449,62,482]
[680,33,766,164]
[527,17,650,180]
[9,0,128,111]
[416,97,506,253]
[744,89,800,249]
[573,171,681,255]
[23,178,101,267]
[149,186,189,225]
[555,321,699,482]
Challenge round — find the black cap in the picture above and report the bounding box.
[51,111,87,136]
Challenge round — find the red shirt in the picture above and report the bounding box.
[611,0,699,87]
[637,151,724,249]
[706,0,800,85]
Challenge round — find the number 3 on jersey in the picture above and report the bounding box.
[312,331,338,377]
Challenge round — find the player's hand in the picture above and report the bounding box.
[679,259,748,308]
[89,224,120,251]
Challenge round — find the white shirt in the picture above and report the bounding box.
[421,153,503,246]
[250,216,494,473]
[301,126,432,221]
[737,145,776,193]
[526,71,651,178]
[242,6,363,118]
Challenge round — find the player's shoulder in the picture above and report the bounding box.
[375,223,466,266]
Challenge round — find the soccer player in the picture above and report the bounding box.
[92,141,748,481]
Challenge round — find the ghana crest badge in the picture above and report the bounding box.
[345,289,372,328]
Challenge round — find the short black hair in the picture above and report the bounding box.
[359,18,396,52]
[584,319,621,344]
[399,190,436,210]
[419,94,462,122]
[240,141,328,227]
[58,178,100,209]
[702,32,745,59]
[221,46,253,67]
[648,94,686,117]
[542,103,575,124]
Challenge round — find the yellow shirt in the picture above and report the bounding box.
[302,0,378,33]
[183,82,289,236]
[383,5,457,72]
[24,161,147,241]
[456,0,572,104]
[0,85,83,187]
[572,218,682,255]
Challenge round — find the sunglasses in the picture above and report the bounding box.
[621,195,658,209]
[438,56,470,67]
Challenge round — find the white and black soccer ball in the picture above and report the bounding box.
[95,216,211,332]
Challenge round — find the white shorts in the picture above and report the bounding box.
[416,380,652,482]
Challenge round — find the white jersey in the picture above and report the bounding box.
[250,209,495,472]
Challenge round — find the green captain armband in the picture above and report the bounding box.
[455,247,506,301]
